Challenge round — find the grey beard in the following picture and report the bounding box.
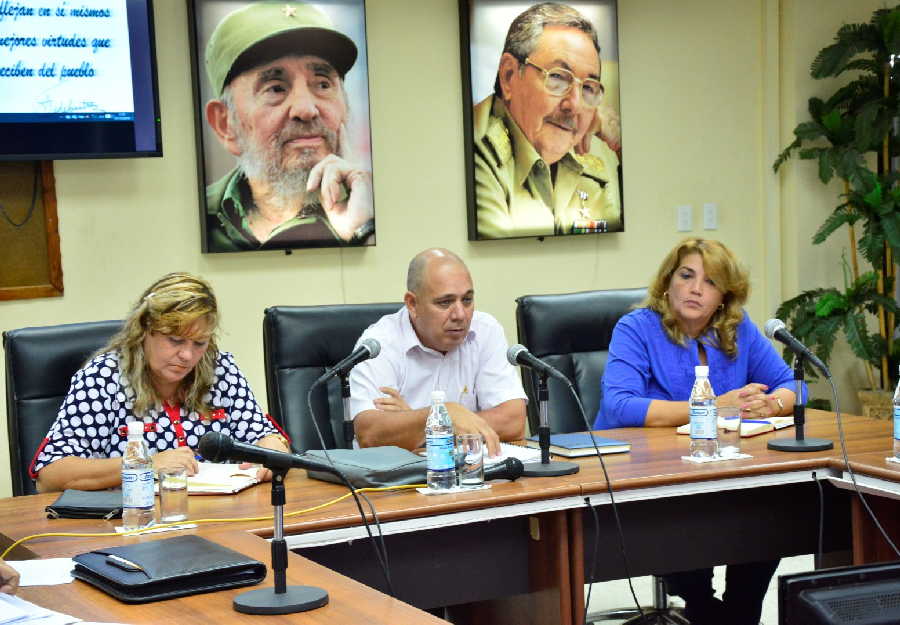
[235,122,342,210]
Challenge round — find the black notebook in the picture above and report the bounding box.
[525,432,631,457]
[72,534,266,603]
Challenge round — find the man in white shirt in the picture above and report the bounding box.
[349,248,526,455]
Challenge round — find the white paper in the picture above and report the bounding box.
[682,453,753,463]
[114,522,197,534]
[484,442,542,466]
[6,558,74,586]
[0,593,80,624]
[416,484,491,495]
[187,462,257,494]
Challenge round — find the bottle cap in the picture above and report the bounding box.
[694,365,709,377]
[431,390,445,403]
[127,421,144,439]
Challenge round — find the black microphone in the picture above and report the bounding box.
[506,344,571,384]
[764,318,831,378]
[484,457,524,482]
[198,432,339,475]
[318,338,381,385]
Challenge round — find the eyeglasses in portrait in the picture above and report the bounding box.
[460,0,623,241]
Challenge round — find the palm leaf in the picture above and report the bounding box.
[773,137,801,172]
[811,206,859,245]
[812,23,882,77]
[844,312,882,367]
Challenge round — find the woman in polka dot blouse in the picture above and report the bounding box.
[33,272,290,492]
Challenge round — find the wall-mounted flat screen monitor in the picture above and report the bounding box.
[0,0,162,160]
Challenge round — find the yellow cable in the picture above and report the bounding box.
[1,484,425,559]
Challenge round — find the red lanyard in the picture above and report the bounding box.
[117,405,227,443]
[163,402,188,447]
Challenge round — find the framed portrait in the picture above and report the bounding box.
[188,0,375,253]
[459,0,623,241]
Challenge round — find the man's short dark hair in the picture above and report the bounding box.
[493,3,601,98]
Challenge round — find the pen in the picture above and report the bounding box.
[106,554,144,572]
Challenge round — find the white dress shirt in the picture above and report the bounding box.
[348,307,526,421]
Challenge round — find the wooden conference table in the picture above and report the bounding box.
[3,410,899,625]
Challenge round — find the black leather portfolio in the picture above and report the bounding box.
[303,446,427,488]
[72,534,266,603]
[46,489,123,519]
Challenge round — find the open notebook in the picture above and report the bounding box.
[154,462,259,495]
[676,415,795,437]
[484,442,543,466]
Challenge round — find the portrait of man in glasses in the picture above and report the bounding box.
[470,2,622,240]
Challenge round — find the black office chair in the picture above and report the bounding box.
[515,289,688,625]
[262,303,402,452]
[515,288,647,434]
[4,320,122,496]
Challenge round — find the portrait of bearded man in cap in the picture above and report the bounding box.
[193,1,375,253]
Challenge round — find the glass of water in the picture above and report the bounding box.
[718,406,742,457]
[456,434,485,488]
[158,467,188,522]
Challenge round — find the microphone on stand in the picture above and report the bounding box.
[764,319,830,378]
[762,320,834,453]
[316,338,381,385]
[484,457,525,481]
[197,432,330,615]
[506,344,570,384]
[506,345,579,478]
[310,338,380,450]
[198,432,339,475]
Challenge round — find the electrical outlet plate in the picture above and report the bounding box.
[676,205,692,232]
[703,203,718,230]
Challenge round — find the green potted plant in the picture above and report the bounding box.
[773,5,900,416]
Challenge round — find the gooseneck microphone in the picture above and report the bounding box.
[506,344,579,478]
[484,457,525,482]
[314,339,380,449]
[764,319,831,378]
[506,344,571,384]
[198,432,339,475]
[200,432,333,614]
[763,319,834,453]
[319,338,381,385]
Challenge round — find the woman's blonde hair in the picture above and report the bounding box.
[98,272,220,417]
[643,238,749,357]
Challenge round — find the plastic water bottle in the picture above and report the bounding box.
[893,365,900,460]
[689,365,719,458]
[122,420,155,530]
[426,390,457,490]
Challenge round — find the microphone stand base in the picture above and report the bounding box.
[767,438,833,452]
[233,586,329,615]
[522,460,579,477]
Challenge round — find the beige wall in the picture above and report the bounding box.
[0,0,883,497]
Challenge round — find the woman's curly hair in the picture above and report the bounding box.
[643,238,749,358]
[96,272,220,417]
